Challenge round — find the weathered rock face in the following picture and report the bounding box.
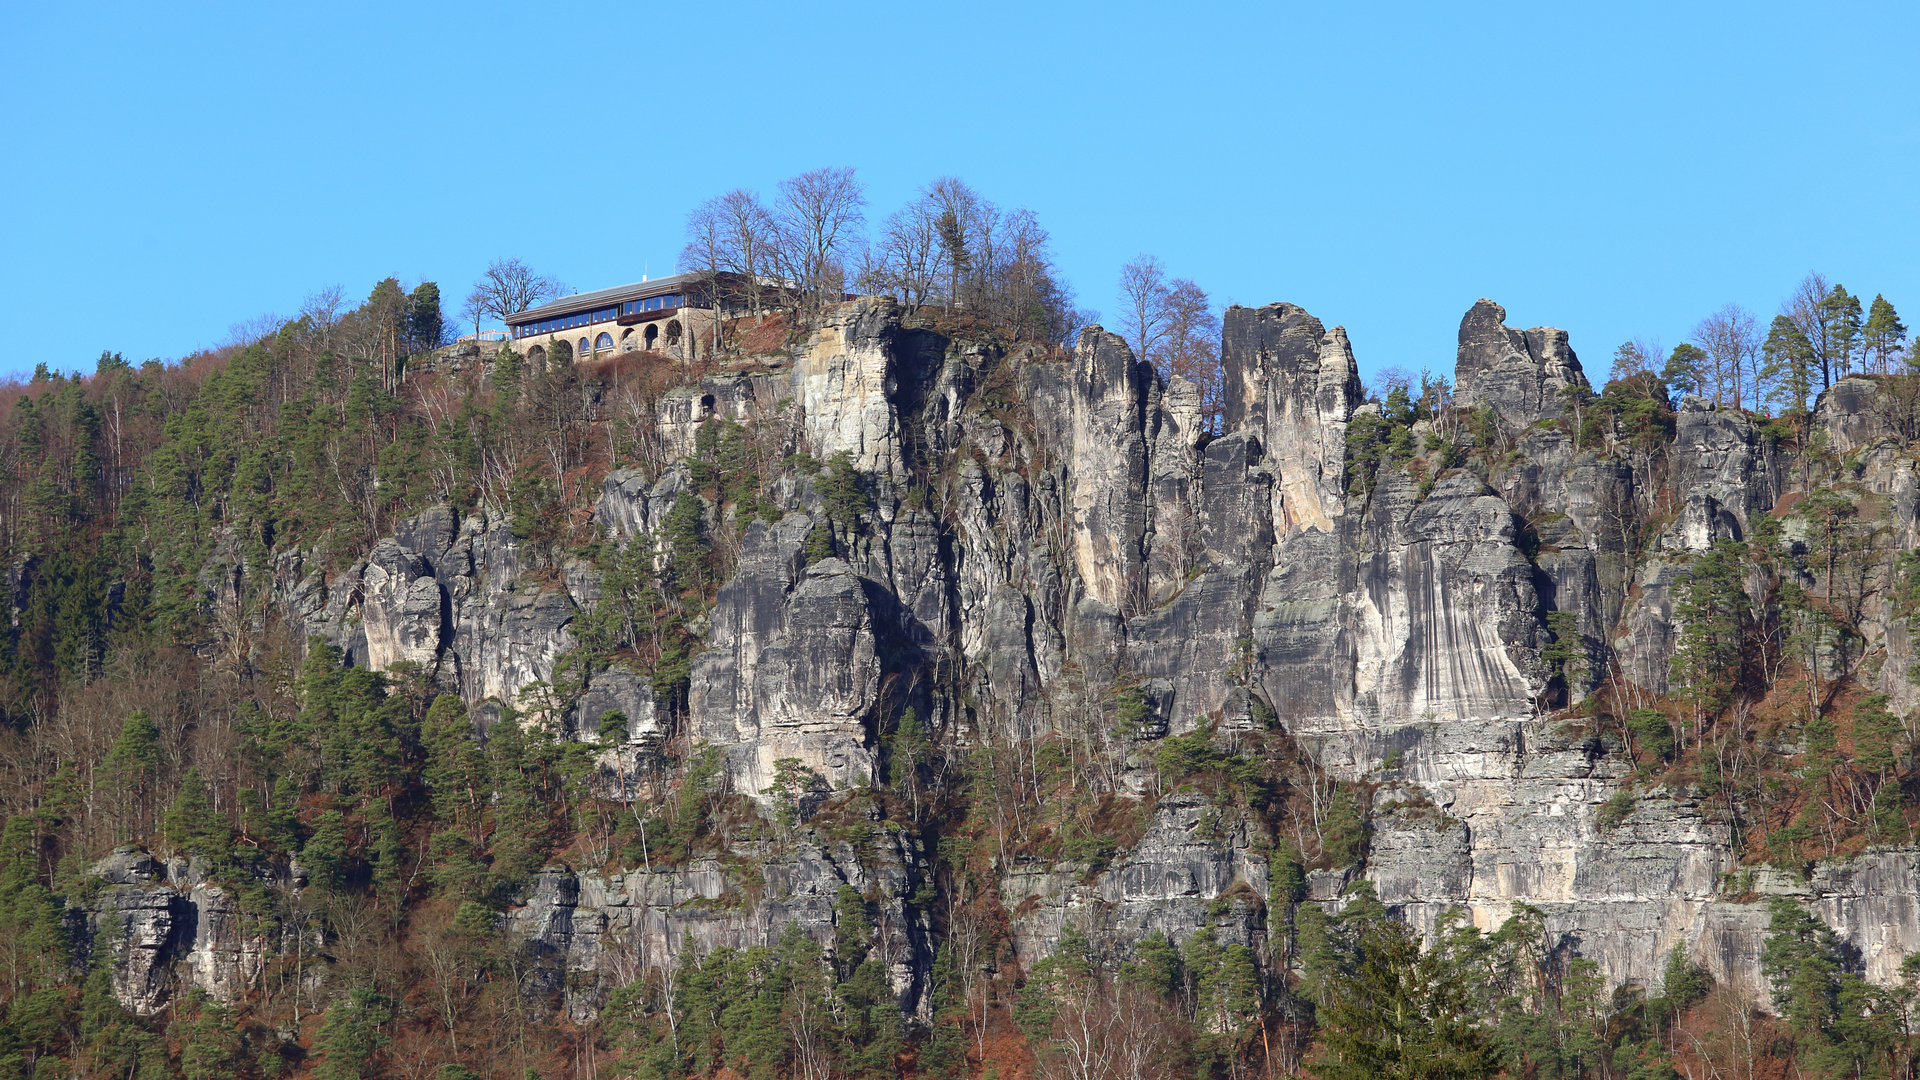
[82,849,271,1016]
[1222,303,1358,536]
[1066,327,1155,613]
[692,550,883,797]
[270,504,588,714]
[102,294,1920,1020]
[508,822,933,1022]
[1453,298,1586,437]
[1001,792,1270,962]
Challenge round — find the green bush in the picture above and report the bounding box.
[1628,708,1674,759]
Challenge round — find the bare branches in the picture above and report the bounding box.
[682,189,780,323]
[1118,256,1223,431]
[860,195,945,311]
[463,257,563,331]
[301,285,345,352]
[775,166,866,320]
[1692,304,1759,410]
[1118,254,1170,364]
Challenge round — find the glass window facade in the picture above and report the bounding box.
[619,294,684,316]
[513,302,637,338]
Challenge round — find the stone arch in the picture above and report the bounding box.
[620,327,636,352]
[578,336,590,356]
[666,319,683,348]
[526,344,547,367]
[595,331,614,352]
[644,323,659,350]
[550,338,573,362]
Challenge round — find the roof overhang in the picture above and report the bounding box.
[507,272,703,326]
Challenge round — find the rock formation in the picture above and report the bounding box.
[79,292,1920,1035]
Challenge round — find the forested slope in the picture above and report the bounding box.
[7,265,1920,1080]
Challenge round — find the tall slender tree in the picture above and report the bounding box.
[1819,284,1864,379]
[1118,255,1169,364]
[1865,293,1908,374]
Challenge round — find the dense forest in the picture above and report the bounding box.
[5,168,1920,1080]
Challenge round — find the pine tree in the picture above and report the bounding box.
[1762,314,1817,418]
[1818,284,1864,381]
[1670,540,1749,725]
[103,710,161,842]
[407,282,444,356]
[1541,609,1588,701]
[176,989,241,1080]
[1311,915,1498,1080]
[159,767,232,860]
[313,986,395,1080]
[1662,343,1708,398]
[1761,898,1841,1038]
[1865,294,1908,373]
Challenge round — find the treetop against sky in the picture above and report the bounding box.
[2,1,1915,387]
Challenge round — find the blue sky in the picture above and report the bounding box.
[3,1,1915,389]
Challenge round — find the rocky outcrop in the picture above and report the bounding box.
[81,848,272,1016]
[691,549,882,797]
[1453,298,1586,437]
[1065,327,1155,613]
[99,294,1920,1022]
[507,817,933,1022]
[1001,793,1270,962]
[1222,303,1358,536]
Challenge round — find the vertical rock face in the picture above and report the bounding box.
[794,298,911,482]
[1066,326,1154,613]
[1453,298,1586,436]
[1608,395,1778,694]
[105,293,1920,1021]
[83,850,269,1016]
[359,540,445,672]
[740,557,882,794]
[1343,472,1543,731]
[509,825,934,1022]
[1222,303,1358,535]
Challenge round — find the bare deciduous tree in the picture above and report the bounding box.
[302,285,345,352]
[858,198,943,310]
[1693,303,1759,410]
[1118,254,1170,364]
[1117,257,1222,430]
[464,257,563,331]
[1162,276,1222,431]
[682,188,779,326]
[773,166,866,321]
[1785,271,1838,388]
[222,311,284,351]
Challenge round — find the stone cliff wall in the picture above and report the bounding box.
[89,295,1920,1021]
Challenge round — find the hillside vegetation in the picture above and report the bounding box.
[7,187,1920,1080]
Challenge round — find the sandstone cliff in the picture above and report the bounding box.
[80,292,1920,1037]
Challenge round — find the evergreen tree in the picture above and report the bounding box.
[313,986,395,1080]
[1541,609,1588,701]
[1865,293,1908,373]
[103,710,161,841]
[159,767,232,860]
[1762,313,1817,418]
[1670,540,1749,720]
[1761,897,1841,1038]
[1311,915,1498,1080]
[407,281,444,355]
[1818,284,1864,381]
[1662,342,1708,398]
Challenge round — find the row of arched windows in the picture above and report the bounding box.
[528,320,685,365]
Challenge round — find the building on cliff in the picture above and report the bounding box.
[507,271,727,364]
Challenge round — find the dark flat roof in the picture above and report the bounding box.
[507,272,702,325]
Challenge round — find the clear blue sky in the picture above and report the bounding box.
[4,1,1915,389]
